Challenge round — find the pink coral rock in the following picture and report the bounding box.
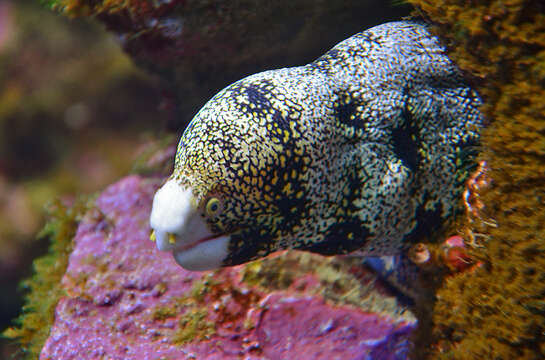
[40,176,416,360]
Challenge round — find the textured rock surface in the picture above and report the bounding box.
[406,1,545,358]
[40,176,416,359]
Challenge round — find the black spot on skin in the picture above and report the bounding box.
[230,81,275,115]
[306,220,371,255]
[272,109,291,131]
[333,93,368,130]
[391,114,420,171]
[275,194,307,229]
[225,229,272,266]
[245,84,271,109]
[335,101,357,125]
[268,151,308,228]
[404,200,443,245]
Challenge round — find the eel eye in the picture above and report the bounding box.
[205,197,221,217]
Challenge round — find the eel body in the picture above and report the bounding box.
[150,21,483,271]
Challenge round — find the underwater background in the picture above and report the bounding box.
[1,0,544,359]
[0,0,166,357]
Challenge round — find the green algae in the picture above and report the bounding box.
[152,306,179,321]
[172,308,215,345]
[148,276,220,346]
[2,198,91,359]
[241,251,414,321]
[407,0,545,358]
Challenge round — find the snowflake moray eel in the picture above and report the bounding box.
[149,21,483,271]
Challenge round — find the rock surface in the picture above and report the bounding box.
[40,176,416,359]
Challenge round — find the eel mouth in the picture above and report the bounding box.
[148,178,231,270]
[149,229,232,271]
[171,232,231,271]
[172,232,228,252]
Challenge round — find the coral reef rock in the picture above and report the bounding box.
[407,0,545,358]
[39,175,416,359]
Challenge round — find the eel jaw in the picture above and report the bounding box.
[149,179,230,271]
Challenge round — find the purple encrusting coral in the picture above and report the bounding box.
[40,176,416,359]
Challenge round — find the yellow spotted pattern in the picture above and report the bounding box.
[167,21,483,266]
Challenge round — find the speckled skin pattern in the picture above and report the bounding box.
[171,21,483,266]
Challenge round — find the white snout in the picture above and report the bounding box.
[149,179,230,270]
